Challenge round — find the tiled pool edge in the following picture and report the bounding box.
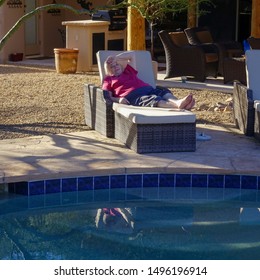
[8,172,260,196]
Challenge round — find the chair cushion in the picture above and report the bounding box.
[113,103,196,124]
[247,37,260,49]
[205,53,218,63]
[254,100,260,110]
[196,30,213,44]
[169,32,189,47]
[226,49,244,58]
[246,50,260,99]
[97,50,156,89]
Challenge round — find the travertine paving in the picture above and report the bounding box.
[1,123,260,184]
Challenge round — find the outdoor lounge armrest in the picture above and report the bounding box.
[84,84,115,138]
[233,82,255,136]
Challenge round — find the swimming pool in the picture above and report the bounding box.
[1,172,260,260]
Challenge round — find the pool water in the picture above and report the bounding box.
[1,188,260,260]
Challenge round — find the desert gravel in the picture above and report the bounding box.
[0,63,234,140]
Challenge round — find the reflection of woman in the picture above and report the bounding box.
[95,208,134,234]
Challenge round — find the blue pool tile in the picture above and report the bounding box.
[159,173,175,188]
[45,193,62,207]
[175,187,191,200]
[176,174,192,187]
[126,187,143,200]
[143,186,159,200]
[10,181,28,195]
[28,195,45,208]
[110,188,126,201]
[192,174,208,188]
[29,181,44,196]
[110,175,126,189]
[191,187,208,200]
[94,189,110,202]
[62,191,77,204]
[94,176,109,190]
[225,175,240,188]
[78,177,93,191]
[208,187,224,200]
[240,189,257,202]
[241,175,258,189]
[62,178,77,192]
[46,179,61,194]
[158,187,175,200]
[8,183,16,194]
[208,174,224,188]
[127,174,142,188]
[143,174,159,188]
[78,190,94,203]
[224,188,241,201]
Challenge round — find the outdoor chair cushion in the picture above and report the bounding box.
[247,37,260,50]
[196,30,214,44]
[96,50,156,88]
[169,31,189,47]
[246,49,260,100]
[113,103,196,124]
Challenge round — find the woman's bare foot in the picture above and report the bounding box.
[184,98,195,110]
[174,94,193,109]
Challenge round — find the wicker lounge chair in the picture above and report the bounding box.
[84,50,196,153]
[184,26,244,76]
[158,30,218,82]
[233,50,260,136]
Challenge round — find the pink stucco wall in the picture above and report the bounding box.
[0,0,107,63]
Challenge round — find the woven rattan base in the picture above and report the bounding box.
[254,105,260,141]
[114,112,196,153]
[233,82,255,136]
[84,84,115,138]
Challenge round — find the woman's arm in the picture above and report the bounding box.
[108,91,129,104]
[115,51,136,69]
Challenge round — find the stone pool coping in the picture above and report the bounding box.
[1,123,260,184]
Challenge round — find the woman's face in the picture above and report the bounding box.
[107,57,123,76]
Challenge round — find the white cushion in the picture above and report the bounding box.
[113,103,196,124]
[254,100,260,110]
[246,50,260,100]
[96,50,156,88]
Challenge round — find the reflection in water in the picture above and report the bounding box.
[1,194,260,260]
[95,208,134,234]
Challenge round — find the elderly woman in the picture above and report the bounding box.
[102,52,195,110]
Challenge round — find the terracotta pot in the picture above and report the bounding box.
[54,48,79,74]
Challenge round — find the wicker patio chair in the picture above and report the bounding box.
[184,26,244,76]
[233,50,260,136]
[158,30,218,82]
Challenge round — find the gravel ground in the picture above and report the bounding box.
[0,63,234,140]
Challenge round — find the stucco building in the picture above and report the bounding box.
[0,0,258,64]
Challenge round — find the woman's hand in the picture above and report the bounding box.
[107,92,129,105]
[119,97,130,105]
